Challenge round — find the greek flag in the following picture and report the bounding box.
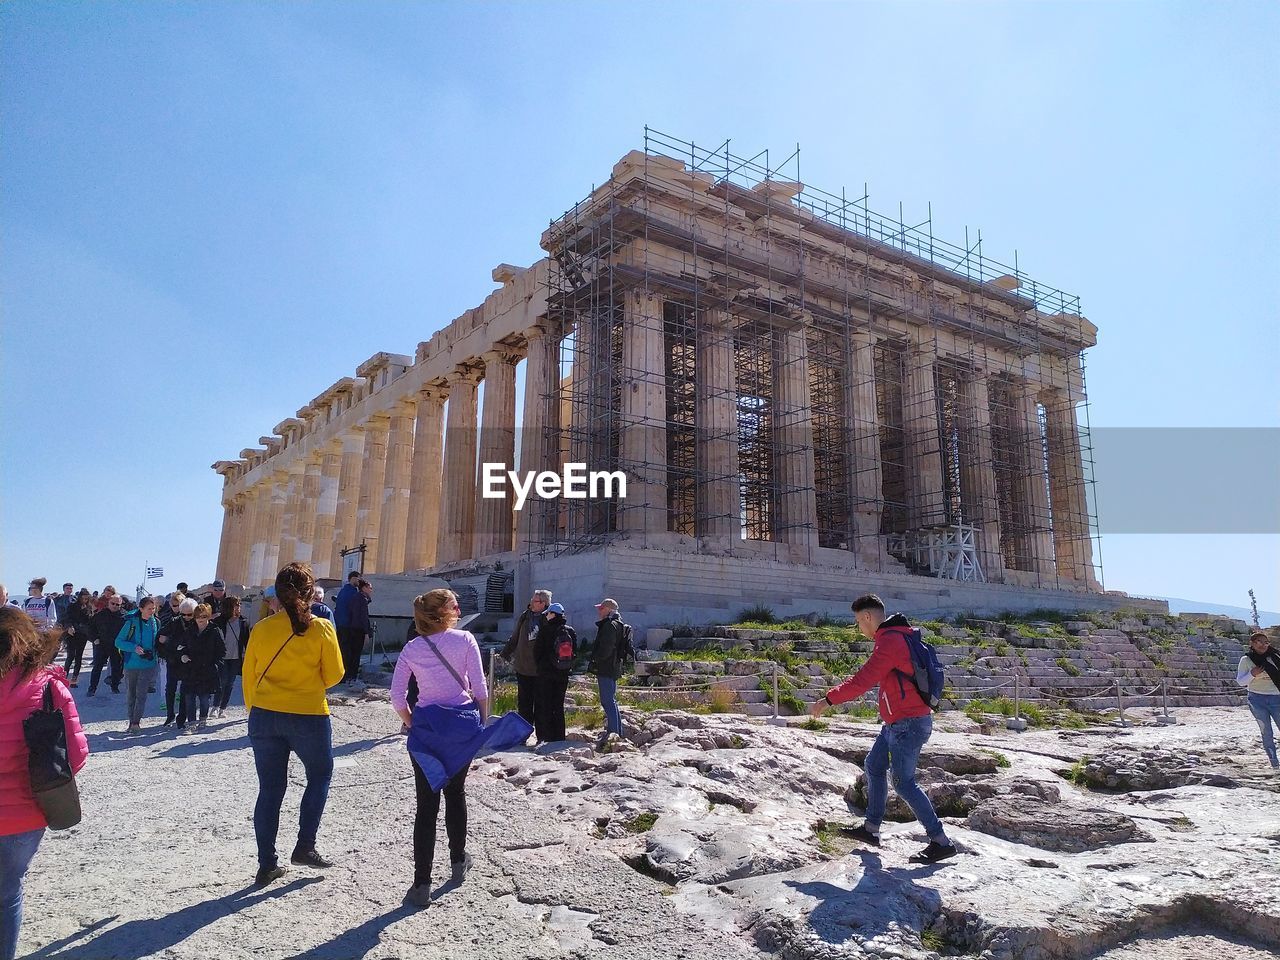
[146,567,164,579]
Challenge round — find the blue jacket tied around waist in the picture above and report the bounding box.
[407,703,533,791]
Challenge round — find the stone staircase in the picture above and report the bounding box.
[626,611,1259,718]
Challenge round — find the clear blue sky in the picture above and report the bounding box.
[2,1,1276,614]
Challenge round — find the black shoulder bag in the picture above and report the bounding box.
[24,681,83,830]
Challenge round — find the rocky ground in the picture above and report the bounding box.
[19,686,1280,960]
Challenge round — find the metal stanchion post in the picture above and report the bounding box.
[767,660,787,726]
[1115,679,1127,727]
[1007,673,1028,731]
[1156,677,1175,725]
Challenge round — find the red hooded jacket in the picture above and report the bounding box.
[825,614,931,723]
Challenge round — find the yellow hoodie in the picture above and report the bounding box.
[242,611,345,715]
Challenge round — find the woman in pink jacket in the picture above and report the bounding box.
[0,607,89,960]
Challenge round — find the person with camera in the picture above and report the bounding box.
[114,596,161,735]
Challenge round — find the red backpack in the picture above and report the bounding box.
[554,627,577,671]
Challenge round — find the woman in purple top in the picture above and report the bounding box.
[391,589,489,908]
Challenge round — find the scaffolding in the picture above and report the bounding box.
[531,128,1102,591]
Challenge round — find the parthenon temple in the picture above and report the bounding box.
[213,131,1115,628]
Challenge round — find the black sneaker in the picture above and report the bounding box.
[838,824,881,847]
[291,848,334,869]
[254,865,287,888]
[450,853,473,883]
[910,841,958,863]
[404,883,431,908]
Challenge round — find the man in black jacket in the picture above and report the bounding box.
[87,595,126,695]
[502,590,551,739]
[588,598,632,750]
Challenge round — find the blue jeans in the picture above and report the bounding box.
[248,708,334,869]
[863,714,945,840]
[596,675,622,735]
[0,828,44,960]
[1247,691,1280,768]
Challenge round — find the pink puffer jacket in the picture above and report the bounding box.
[0,665,89,835]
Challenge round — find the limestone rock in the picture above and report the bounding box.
[967,795,1151,852]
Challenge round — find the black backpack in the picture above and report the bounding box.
[615,622,636,667]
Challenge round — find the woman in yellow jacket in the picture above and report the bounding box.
[243,562,344,889]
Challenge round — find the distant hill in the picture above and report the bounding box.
[1160,596,1278,627]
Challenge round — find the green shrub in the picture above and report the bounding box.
[1055,657,1081,677]
[490,683,518,715]
[798,716,828,731]
[736,604,776,624]
[963,696,1044,726]
[623,812,658,833]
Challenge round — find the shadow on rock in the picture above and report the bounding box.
[27,876,323,959]
[289,904,419,960]
[780,854,944,950]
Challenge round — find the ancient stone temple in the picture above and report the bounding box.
[213,131,1130,629]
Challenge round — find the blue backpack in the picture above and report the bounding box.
[898,627,945,711]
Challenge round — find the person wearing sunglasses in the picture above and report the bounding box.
[86,595,126,696]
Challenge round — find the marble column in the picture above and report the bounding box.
[216,497,235,581]
[1018,385,1057,578]
[958,374,1004,583]
[312,440,342,579]
[772,322,817,550]
[903,340,946,530]
[619,288,668,536]
[355,416,390,573]
[231,496,253,586]
[437,367,482,564]
[294,455,323,566]
[261,472,287,583]
[277,460,307,570]
[1043,387,1095,584]
[846,330,884,546]
[331,428,365,576]
[696,309,739,539]
[404,385,448,570]
[377,399,418,574]
[516,324,560,552]
[246,483,271,587]
[474,349,518,556]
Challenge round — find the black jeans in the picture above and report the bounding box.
[411,758,468,887]
[536,673,570,743]
[337,627,365,682]
[87,642,121,693]
[64,637,88,681]
[166,669,184,724]
[516,673,539,737]
[217,660,240,710]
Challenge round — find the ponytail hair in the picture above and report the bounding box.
[414,589,458,637]
[275,562,315,636]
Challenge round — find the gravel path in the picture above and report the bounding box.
[21,686,759,960]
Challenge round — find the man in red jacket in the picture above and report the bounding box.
[809,594,957,863]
